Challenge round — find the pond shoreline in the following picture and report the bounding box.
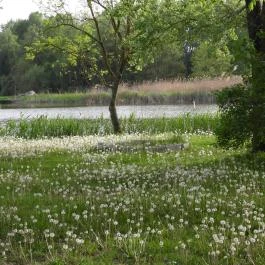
[0,104,218,122]
[0,90,216,109]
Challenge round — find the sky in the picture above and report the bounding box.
[0,0,40,25]
[0,0,86,26]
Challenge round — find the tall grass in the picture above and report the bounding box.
[20,92,88,106]
[5,77,241,107]
[0,114,219,139]
[119,76,242,93]
[10,91,215,107]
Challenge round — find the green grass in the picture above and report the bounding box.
[0,114,218,139]
[24,93,87,103]
[3,90,215,107]
[0,96,12,104]
[0,96,11,100]
[1,134,265,264]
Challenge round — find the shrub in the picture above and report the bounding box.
[215,84,251,148]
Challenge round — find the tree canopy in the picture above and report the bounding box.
[0,1,245,97]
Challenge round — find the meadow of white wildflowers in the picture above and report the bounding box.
[0,133,265,265]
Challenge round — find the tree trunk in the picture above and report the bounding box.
[250,54,265,152]
[109,82,121,134]
[245,0,265,152]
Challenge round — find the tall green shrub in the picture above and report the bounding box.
[215,83,264,149]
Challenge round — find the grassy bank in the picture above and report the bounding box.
[1,133,265,264]
[3,90,216,108]
[1,77,241,107]
[0,96,12,104]
[0,115,218,138]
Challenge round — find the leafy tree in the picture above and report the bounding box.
[244,0,265,151]
[192,41,234,78]
[215,0,265,152]
[138,0,265,151]
[35,0,160,133]
[0,13,90,95]
[123,46,186,82]
[27,13,99,91]
[0,29,20,95]
[133,0,245,78]
[1,2,241,98]
[12,58,48,93]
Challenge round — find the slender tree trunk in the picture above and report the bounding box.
[245,0,265,152]
[109,81,121,134]
[250,57,265,152]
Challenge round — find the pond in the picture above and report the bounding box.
[0,104,217,121]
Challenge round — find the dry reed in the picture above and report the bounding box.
[119,76,242,93]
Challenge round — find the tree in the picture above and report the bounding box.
[0,29,20,95]
[244,0,265,151]
[0,13,94,95]
[26,13,97,92]
[192,41,234,78]
[215,0,265,152]
[132,0,245,78]
[139,0,265,151]
[34,0,158,133]
[0,8,197,96]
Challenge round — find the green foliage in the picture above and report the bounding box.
[192,41,234,77]
[215,84,251,148]
[0,1,247,96]
[213,0,265,152]
[215,63,265,152]
[0,28,20,95]
[12,59,48,93]
[228,32,254,77]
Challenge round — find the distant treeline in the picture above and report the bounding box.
[0,12,242,96]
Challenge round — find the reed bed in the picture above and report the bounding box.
[12,91,215,107]
[4,77,241,107]
[119,76,242,93]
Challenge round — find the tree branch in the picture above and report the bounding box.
[45,21,100,45]
[87,0,118,81]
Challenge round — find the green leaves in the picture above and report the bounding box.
[247,0,257,11]
[192,41,234,78]
[215,84,252,148]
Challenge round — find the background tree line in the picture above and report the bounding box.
[0,11,240,96]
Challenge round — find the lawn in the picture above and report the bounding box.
[1,131,265,265]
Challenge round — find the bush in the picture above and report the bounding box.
[215,84,252,148]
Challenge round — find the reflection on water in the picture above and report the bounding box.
[0,105,218,121]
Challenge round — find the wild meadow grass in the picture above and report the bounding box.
[1,112,264,264]
[0,115,218,139]
[1,132,265,264]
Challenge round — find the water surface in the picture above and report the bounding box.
[0,105,217,121]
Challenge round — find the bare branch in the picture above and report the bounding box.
[110,17,123,41]
[91,0,108,11]
[87,0,118,80]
